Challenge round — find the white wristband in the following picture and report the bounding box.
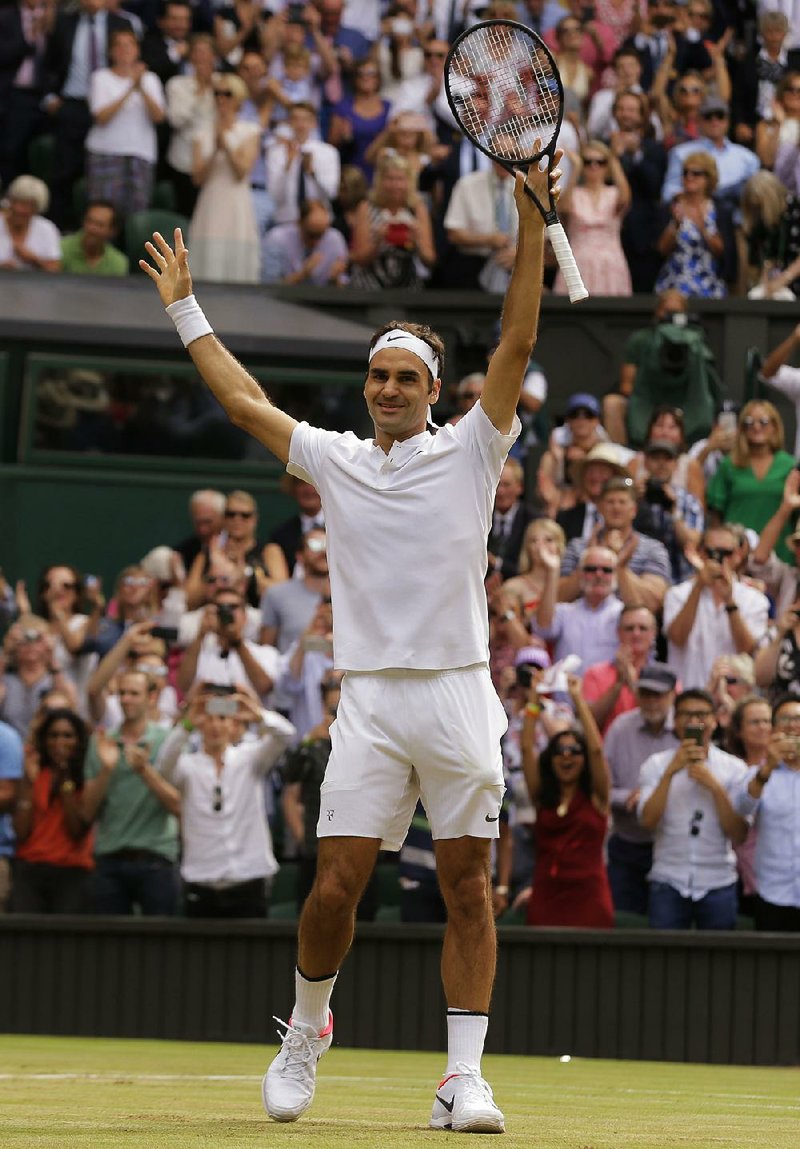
[166,294,213,348]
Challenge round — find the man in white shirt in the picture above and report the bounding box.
[266,101,340,225]
[177,589,279,700]
[140,153,562,1135]
[638,688,748,929]
[157,688,295,918]
[664,525,770,689]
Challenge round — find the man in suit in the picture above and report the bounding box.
[141,0,192,86]
[269,475,325,578]
[621,0,710,93]
[41,0,133,228]
[487,458,537,582]
[0,0,53,189]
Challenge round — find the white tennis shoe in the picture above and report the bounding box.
[261,1011,333,1122]
[429,1063,505,1134]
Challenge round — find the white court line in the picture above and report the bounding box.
[0,1072,799,1111]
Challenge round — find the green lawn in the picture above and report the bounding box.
[0,1035,797,1148]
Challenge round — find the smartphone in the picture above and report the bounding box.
[717,410,737,435]
[84,574,99,590]
[151,626,179,644]
[206,696,238,717]
[685,724,704,745]
[205,683,236,696]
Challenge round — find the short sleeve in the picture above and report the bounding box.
[287,421,342,490]
[450,402,521,488]
[31,217,62,262]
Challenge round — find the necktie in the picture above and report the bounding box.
[297,153,307,211]
[88,14,98,75]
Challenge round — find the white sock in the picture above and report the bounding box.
[293,967,337,1033]
[445,1009,488,1076]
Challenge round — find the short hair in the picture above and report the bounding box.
[701,523,738,549]
[759,9,789,33]
[599,475,637,501]
[289,100,317,117]
[118,668,157,693]
[299,198,330,224]
[284,44,311,66]
[579,545,617,568]
[110,26,138,49]
[502,457,525,485]
[618,603,656,626]
[368,320,445,384]
[226,488,257,513]
[190,488,226,514]
[681,149,719,192]
[645,405,687,451]
[675,688,715,713]
[84,198,120,230]
[457,372,485,397]
[7,174,49,214]
[190,32,216,52]
[772,693,800,723]
[215,73,248,104]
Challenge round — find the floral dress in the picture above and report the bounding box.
[655,202,727,298]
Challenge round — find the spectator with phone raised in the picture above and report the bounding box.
[0,617,78,739]
[664,525,770,690]
[638,688,748,929]
[276,596,334,740]
[177,588,279,702]
[86,620,178,728]
[155,687,295,918]
[749,469,800,632]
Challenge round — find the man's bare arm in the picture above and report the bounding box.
[140,230,297,464]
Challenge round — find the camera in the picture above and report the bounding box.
[516,665,535,689]
[206,696,238,717]
[217,604,235,627]
[644,477,674,509]
[151,626,179,644]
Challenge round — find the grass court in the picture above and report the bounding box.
[0,1034,797,1148]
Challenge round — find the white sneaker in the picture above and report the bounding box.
[261,1011,333,1122]
[430,1064,505,1134]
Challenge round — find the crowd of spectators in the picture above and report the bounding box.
[3,0,800,297]
[2,308,800,933]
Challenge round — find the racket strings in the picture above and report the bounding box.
[451,25,560,160]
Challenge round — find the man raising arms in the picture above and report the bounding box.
[140,153,560,1135]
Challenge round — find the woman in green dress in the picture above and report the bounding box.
[707,400,796,561]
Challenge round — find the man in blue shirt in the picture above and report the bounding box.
[0,718,24,912]
[661,96,760,207]
[734,694,800,932]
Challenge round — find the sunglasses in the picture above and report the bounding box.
[742,416,771,427]
[583,157,608,167]
[582,564,615,574]
[701,109,727,120]
[683,167,707,177]
[704,546,735,561]
[46,581,78,591]
[555,743,584,757]
[689,809,704,837]
[212,783,223,813]
[786,86,800,94]
[122,576,151,587]
[215,89,235,98]
[722,675,742,685]
[568,407,597,419]
[225,509,254,519]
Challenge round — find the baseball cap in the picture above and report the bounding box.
[643,439,678,458]
[566,392,601,418]
[700,95,728,117]
[637,664,678,694]
[514,646,552,670]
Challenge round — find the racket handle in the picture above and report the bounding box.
[546,221,589,304]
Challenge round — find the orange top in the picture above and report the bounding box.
[15,768,95,870]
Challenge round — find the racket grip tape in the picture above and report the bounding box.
[546,221,589,303]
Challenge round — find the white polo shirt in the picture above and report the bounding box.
[287,402,519,672]
[194,636,281,698]
[638,744,747,900]
[662,578,770,689]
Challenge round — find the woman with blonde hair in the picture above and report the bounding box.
[349,152,435,290]
[0,175,61,272]
[363,111,438,188]
[707,400,797,561]
[740,170,800,298]
[503,519,567,625]
[655,149,730,298]
[188,73,261,282]
[555,138,631,296]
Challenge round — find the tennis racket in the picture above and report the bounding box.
[444,19,588,303]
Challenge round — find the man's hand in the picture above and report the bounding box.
[95,733,121,774]
[126,743,150,775]
[782,467,800,511]
[624,788,640,812]
[614,646,636,688]
[687,760,718,792]
[139,229,194,307]
[515,145,563,224]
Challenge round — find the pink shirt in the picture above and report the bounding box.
[582,660,637,735]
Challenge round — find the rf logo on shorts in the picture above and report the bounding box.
[326,810,335,821]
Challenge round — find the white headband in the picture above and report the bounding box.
[368,329,440,380]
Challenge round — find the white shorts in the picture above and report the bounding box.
[317,664,507,850]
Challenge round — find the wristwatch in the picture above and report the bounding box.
[60,780,76,794]
[724,603,738,614]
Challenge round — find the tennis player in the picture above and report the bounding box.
[140,153,561,1135]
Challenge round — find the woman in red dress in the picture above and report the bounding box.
[521,674,614,928]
